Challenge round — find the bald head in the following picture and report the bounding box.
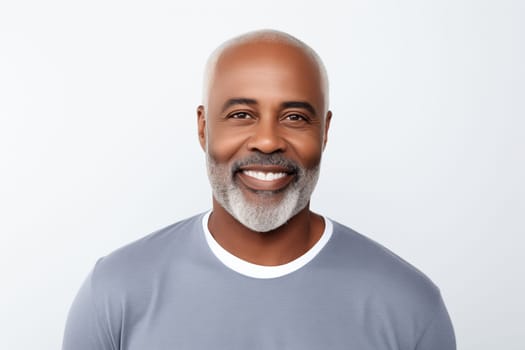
[197,30,332,233]
[202,30,329,112]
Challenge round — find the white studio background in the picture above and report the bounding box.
[0,1,523,349]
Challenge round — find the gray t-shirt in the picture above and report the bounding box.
[63,212,455,350]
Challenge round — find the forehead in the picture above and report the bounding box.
[208,42,326,112]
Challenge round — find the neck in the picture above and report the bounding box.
[207,198,325,266]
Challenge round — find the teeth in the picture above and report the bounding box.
[243,170,287,181]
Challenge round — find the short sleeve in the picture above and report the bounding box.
[415,295,456,350]
[62,265,115,350]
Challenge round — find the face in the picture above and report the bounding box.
[198,41,331,232]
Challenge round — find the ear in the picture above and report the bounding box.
[197,105,207,151]
[322,110,332,150]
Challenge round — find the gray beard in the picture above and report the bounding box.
[206,152,320,232]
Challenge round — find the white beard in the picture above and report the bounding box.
[206,152,320,232]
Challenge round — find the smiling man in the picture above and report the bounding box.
[199,32,330,267]
[63,30,455,350]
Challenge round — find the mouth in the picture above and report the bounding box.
[236,165,296,192]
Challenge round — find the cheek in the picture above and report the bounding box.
[285,132,324,169]
[207,120,325,168]
[296,143,323,169]
[207,127,248,163]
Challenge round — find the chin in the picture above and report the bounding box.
[207,153,320,232]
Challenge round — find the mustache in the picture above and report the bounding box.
[231,152,300,174]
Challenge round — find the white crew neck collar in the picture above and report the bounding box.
[201,211,333,279]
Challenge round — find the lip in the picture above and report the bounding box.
[236,165,295,192]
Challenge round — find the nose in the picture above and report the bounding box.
[246,119,286,154]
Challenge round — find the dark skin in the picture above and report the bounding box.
[197,40,332,266]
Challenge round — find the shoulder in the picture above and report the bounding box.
[64,213,207,348]
[324,219,443,311]
[90,213,205,298]
[317,218,455,349]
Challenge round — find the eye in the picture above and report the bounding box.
[284,113,308,122]
[228,112,253,119]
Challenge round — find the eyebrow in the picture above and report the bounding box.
[281,101,317,116]
[221,98,318,116]
[221,98,258,113]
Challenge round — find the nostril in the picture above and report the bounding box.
[246,125,286,154]
[247,136,286,154]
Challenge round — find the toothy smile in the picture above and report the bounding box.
[242,170,288,181]
[236,166,295,192]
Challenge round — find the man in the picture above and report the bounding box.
[63,30,455,349]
